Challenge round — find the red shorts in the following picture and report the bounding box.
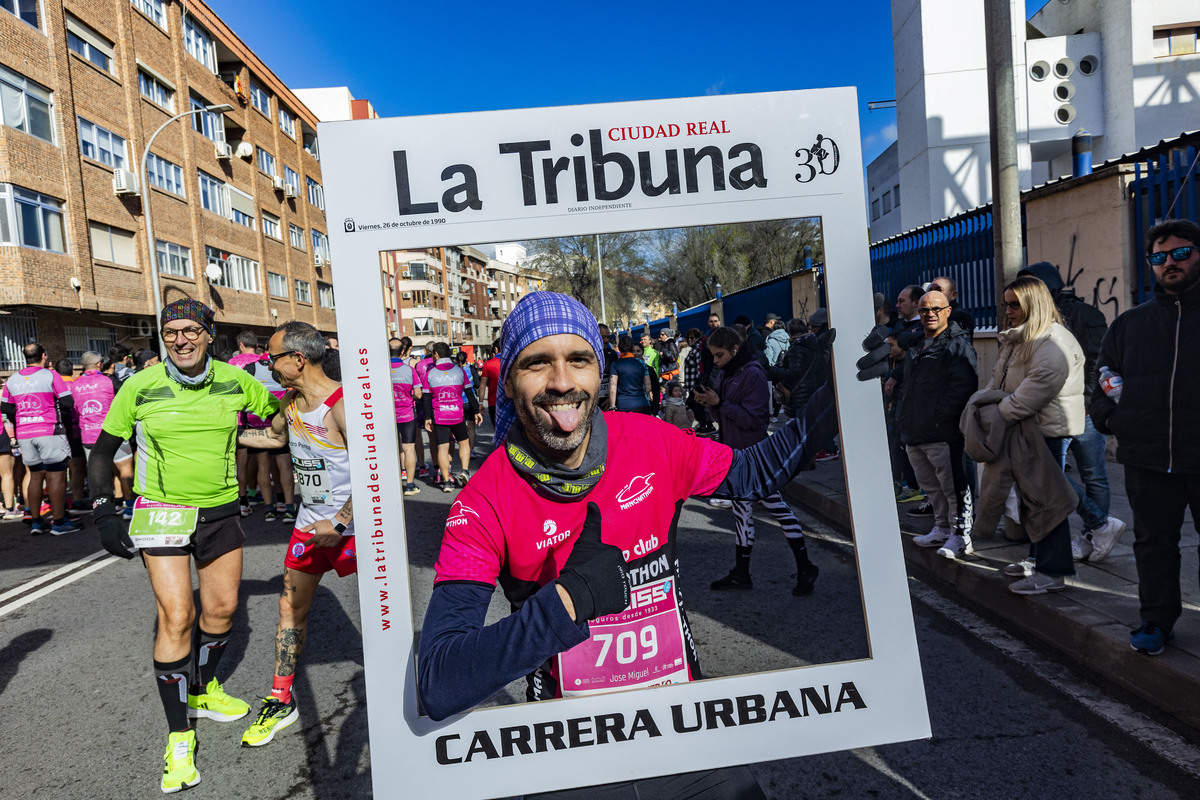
[284,528,358,577]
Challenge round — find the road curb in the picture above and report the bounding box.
[783,477,1200,732]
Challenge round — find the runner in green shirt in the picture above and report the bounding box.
[87,299,279,794]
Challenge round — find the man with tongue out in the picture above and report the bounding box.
[418,291,838,798]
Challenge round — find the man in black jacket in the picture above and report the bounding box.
[1019,261,1125,562]
[896,291,978,559]
[1091,219,1200,657]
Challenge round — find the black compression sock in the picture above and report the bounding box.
[193,627,231,690]
[154,655,194,733]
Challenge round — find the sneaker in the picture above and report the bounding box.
[39,501,51,517]
[417,465,430,479]
[907,501,934,517]
[50,519,83,535]
[161,729,200,794]
[275,502,286,514]
[241,696,299,747]
[263,507,278,522]
[239,498,251,518]
[454,471,470,487]
[814,449,840,463]
[29,521,47,536]
[248,490,264,506]
[709,498,733,509]
[2,507,23,520]
[1129,621,1174,656]
[282,505,297,522]
[403,482,421,496]
[1071,531,1094,562]
[912,526,950,548]
[792,561,820,596]
[1008,572,1067,595]
[710,570,753,591]
[1086,517,1127,564]
[441,482,454,493]
[1003,557,1035,577]
[21,508,33,524]
[937,533,974,559]
[897,487,926,503]
[187,678,250,722]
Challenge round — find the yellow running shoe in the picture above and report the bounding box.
[241,696,299,747]
[187,678,250,722]
[161,729,200,794]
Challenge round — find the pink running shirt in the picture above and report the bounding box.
[2,367,71,438]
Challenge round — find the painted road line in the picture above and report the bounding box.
[0,550,111,603]
[0,551,118,618]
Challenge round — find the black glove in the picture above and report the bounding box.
[94,497,135,559]
[555,502,630,622]
[857,324,892,381]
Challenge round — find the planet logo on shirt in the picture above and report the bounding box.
[616,473,656,510]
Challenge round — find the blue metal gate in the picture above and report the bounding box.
[1130,144,1200,304]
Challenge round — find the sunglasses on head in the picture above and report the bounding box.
[1147,246,1195,266]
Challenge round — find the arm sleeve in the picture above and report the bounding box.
[464,387,480,417]
[711,381,839,501]
[56,393,75,427]
[87,431,123,502]
[417,581,588,721]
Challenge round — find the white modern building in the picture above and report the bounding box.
[869,0,1200,242]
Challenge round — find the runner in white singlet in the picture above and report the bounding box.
[235,321,353,748]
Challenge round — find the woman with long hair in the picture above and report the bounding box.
[695,326,819,595]
[988,275,1086,594]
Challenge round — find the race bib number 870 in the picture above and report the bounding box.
[293,456,330,505]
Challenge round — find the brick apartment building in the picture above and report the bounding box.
[377,242,548,359]
[0,0,336,373]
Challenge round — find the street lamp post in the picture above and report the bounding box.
[595,234,606,327]
[139,103,233,340]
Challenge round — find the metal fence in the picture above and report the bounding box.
[0,311,39,371]
[869,205,1001,329]
[1130,144,1199,304]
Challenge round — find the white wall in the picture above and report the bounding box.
[293,87,355,123]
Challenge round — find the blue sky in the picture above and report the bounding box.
[208,0,1053,169]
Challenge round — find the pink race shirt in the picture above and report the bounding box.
[426,359,470,426]
[390,357,417,423]
[413,356,434,393]
[227,352,261,369]
[433,411,733,700]
[243,360,286,428]
[2,367,71,439]
[69,370,118,445]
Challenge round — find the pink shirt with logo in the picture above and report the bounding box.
[433,411,733,700]
[69,369,118,445]
[426,359,471,426]
[390,357,417,423]
[2,366,71,439]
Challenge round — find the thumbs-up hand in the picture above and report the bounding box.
[554,502,630,622]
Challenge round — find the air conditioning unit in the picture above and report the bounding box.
[134,319,155,337]
[401,271,410,279]
[272,176,285,191]
[214,142,233,160]
[284,184,298,199]
[314,253,325,266]
[112,168,139,196]
[402,292,412,299]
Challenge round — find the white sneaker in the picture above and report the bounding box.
[1003,557,1035,577]
[709,498,733,509]
[1071,531,1094,562]
[937,533,974,560]
[1008,572,1066,595]
[913,526,950,548]
[1087,517,1127,563]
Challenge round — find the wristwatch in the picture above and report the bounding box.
[333,521,348,534]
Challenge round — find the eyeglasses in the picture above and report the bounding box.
[161,326,206,343]
[918,306,948,316]
[265,350,300,368]
[1004,300,1023,310]
[1147,246,1196,266]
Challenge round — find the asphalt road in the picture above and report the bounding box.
[3,448,1200,799]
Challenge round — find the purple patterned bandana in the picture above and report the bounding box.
[160,298,215,333]
[494,291,605,445]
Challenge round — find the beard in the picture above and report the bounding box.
[513,388,597,457]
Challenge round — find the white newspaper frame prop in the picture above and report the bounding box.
[320,88,929,799]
